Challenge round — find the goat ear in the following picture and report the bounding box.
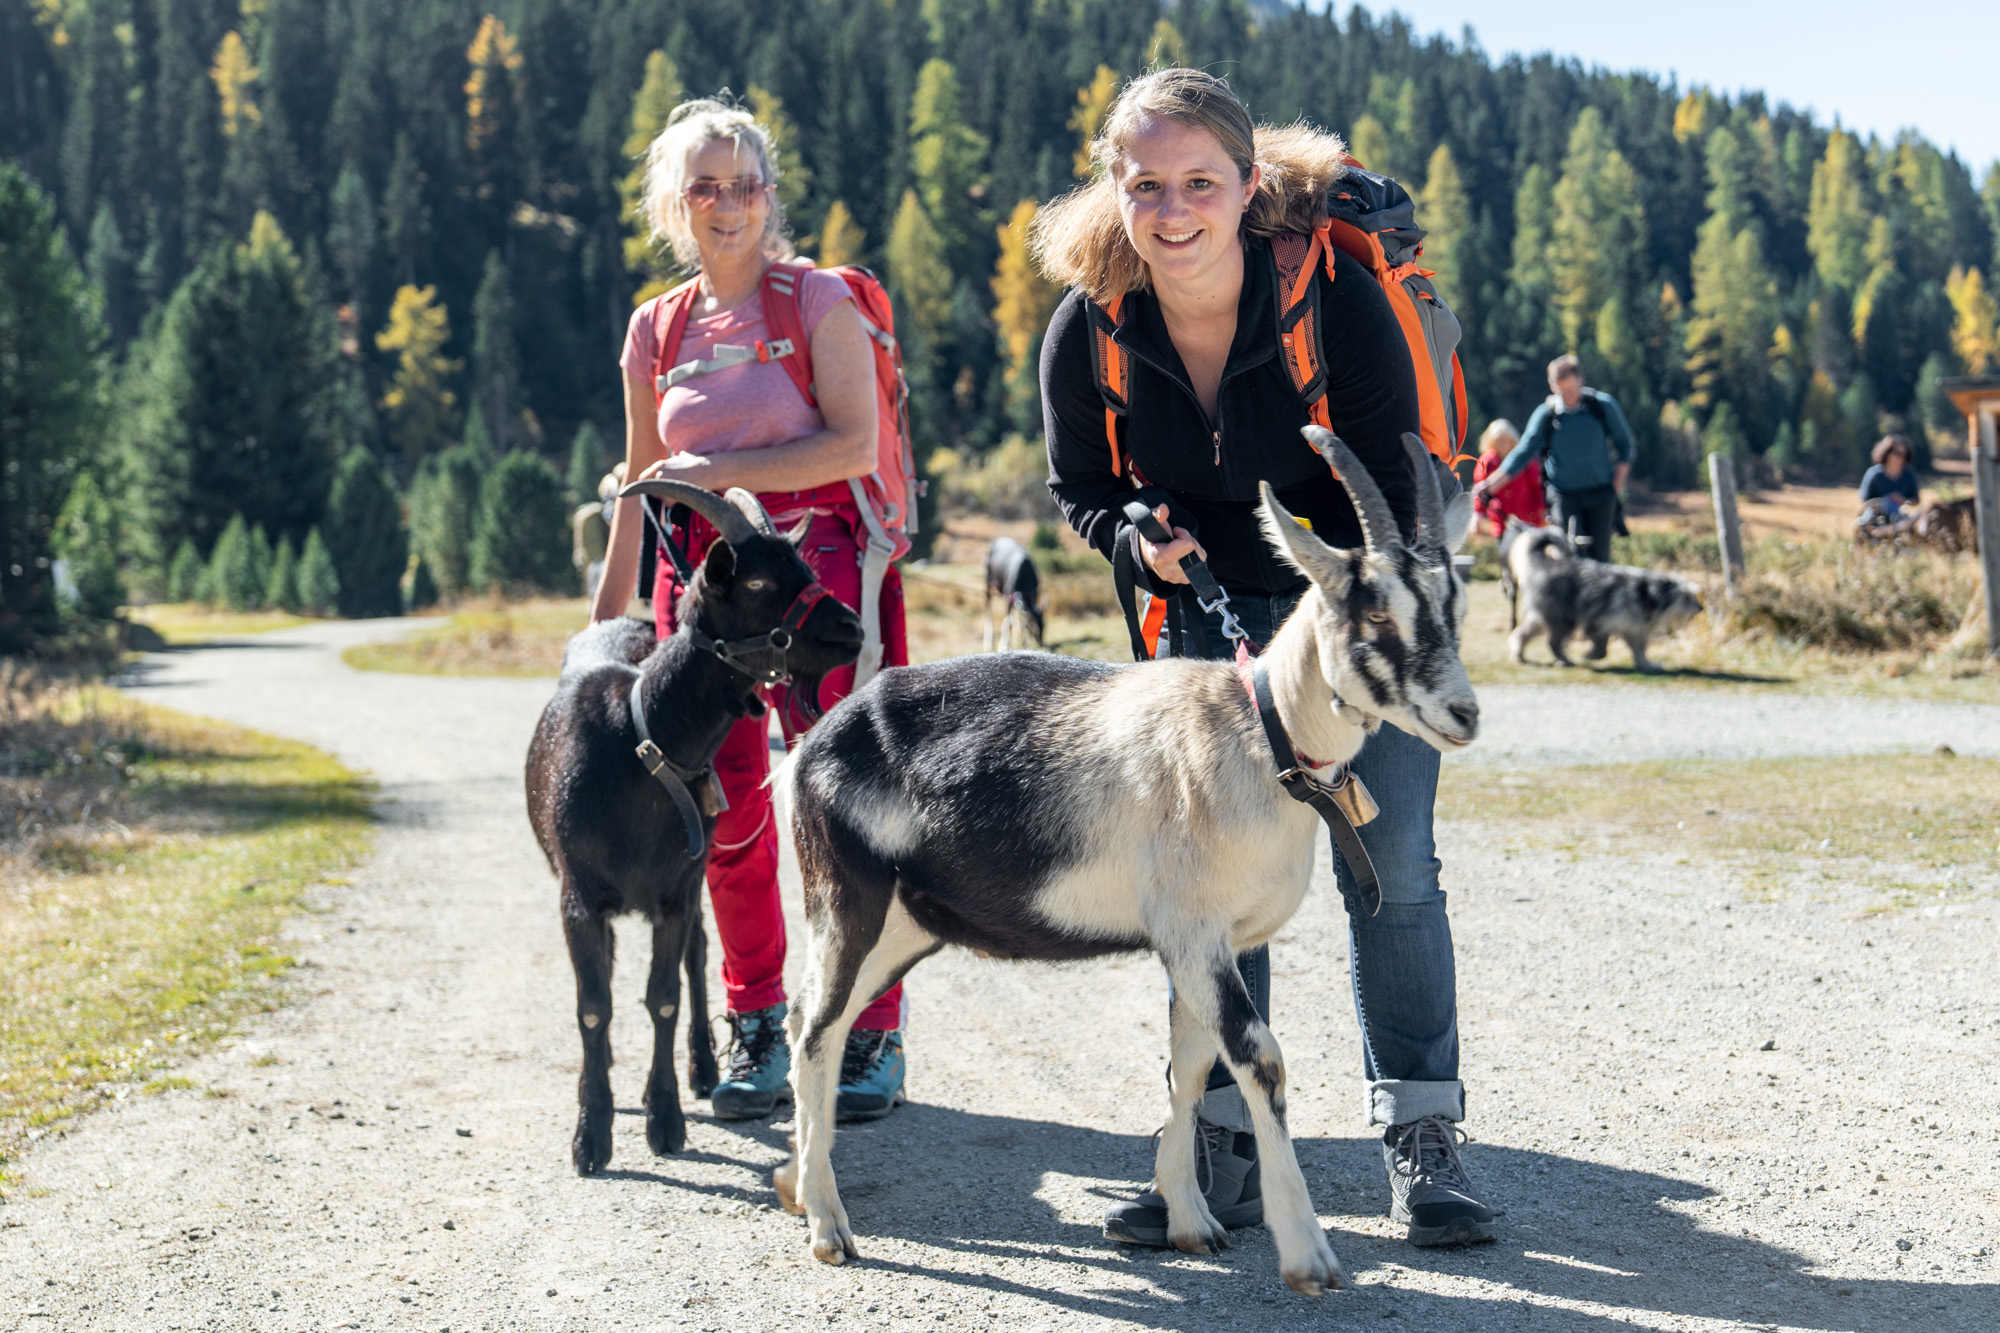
[1257,482,1350,593]
[785,514,812,547]
[1443,490,1474,555]
[703,538,736,586]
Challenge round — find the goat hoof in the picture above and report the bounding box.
[1281,1236,1348,1297]
[810,1225,858,1265]
[689,1061,719,1101]
[572,1116,612,1176]
[647,1108,686,1157]
[772,1163,801,1214]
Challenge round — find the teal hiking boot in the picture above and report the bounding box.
[710,1003,791,1121]
[835,1028,905,1122]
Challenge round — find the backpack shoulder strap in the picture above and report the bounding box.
[1269,227,1338,432]
[759,261,819,408]
[1087,294,1133,480]
[650,278,702,405]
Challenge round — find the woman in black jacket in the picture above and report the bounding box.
[1034,68,1495,1251]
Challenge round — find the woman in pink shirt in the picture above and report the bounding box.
[591,99,911,1126]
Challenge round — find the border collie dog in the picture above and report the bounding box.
[1501,519,1702,672]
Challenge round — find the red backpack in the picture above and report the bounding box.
[649,262,919,561]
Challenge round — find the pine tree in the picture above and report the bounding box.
[127,211,337,581]
[620,50,685,299]
[1807,130,1877,296]
[1549,108,1647,354]
[990,199,1058,433]
[409,446,485,597]
[1683,126,1780,442]
[748,86,814,226]
[53,473,122,620]
[888,188,952,376]
[909,60,988,269]
[0,164,106,643]
[168,540,204,604]
[326,162,376,312]
[471,250,520,453]
[469,452,570,594]
[1146,18,1188,67]
[382,133,428,287]
[209,31,260,140]
[324,447,408,618]
[564,423,608,507]
[208,514,260,611]
[1069,66,1119,177]
[296,527,340,615]
[376,284,462,472]
[816,201,866,268]
[464,15,527,212]
[265,533,299,612]
[1418,143,1472,309]
[1946,265,1999,375]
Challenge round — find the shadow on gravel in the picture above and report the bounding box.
[1519,660,1792,685]
[654,1105,1991,1331]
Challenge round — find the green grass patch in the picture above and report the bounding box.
[341,597,584,677]
[1439,750,1999,892]
[129,604,312,646]
[0,689,371,1189]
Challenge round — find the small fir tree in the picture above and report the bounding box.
[265,534,299,611]
[208,514,261,610]
[168,540,205,603]
[469,452,570,594]
[53,473,122,619]
[375,284,462,471]
[408,445,485,596]
[564,423,608,507]
[296,528,341,615]
[407,556,440,610]
[324,448,409,618]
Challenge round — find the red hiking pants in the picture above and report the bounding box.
[655,488,909,1029]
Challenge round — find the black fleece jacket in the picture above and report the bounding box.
[1041,234,1422,595]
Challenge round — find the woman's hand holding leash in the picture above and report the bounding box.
[1138,504,1206,585]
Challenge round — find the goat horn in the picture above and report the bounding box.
[1401,432,1447,554]
[723,487,780,539]
[617,478,758,548]
[1301,425,1399,553]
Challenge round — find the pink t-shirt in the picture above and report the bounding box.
[620,269,852,456]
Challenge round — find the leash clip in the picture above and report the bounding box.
[1197,587,1249,646]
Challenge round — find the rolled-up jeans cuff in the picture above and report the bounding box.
[1366,1079,1464,1127]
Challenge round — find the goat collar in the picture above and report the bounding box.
[629,678,725,860]
[1242,652,1383,916]
[687,582,831,687]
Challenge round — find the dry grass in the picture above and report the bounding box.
[1438,749,1998,906]
[0,674,372,1184]
[341,597,591,677]
[128,604,311,646]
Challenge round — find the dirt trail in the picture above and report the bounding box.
[1,621,1994,1331]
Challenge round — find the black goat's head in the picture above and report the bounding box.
[620,480,863,715]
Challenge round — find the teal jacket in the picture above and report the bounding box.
[1496,389,1635,494]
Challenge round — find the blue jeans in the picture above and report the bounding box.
[1159,584,1465,1129]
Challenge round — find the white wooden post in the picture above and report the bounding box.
[1974,405,2000,661]
[1708,453,1745,593]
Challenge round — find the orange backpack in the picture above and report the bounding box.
[1090,162,1469,485]
[650,262,919,685]
[650,261,919,561]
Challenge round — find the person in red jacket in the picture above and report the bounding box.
[1470,419,1543,538]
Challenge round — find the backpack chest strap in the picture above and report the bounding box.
[657,337,798,393]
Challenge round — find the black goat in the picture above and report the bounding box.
[982,537,1045,649]
[525,482,862,1175]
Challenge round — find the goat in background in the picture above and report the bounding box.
[525,483,860,1175]
[774,430,1478,1296]
[982,536,1046,650]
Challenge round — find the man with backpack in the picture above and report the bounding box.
[1474,354,1633,561]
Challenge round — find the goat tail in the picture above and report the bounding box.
[768,743,803,839]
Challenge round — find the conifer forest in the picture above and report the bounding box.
[4,0,2000,646]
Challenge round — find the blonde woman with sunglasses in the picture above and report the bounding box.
[592,98,912,1128]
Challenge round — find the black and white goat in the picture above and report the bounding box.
[982,536,1045,650]
[773,430,1477,1296]
[525,483,861,1175]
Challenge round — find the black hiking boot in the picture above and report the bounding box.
[1382,1115,1497,1246]
[1103,1119,1263,1247]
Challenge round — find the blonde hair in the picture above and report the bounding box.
[641,96,793,270]
[1479,419,1520,454]
[1030,68,1347,304]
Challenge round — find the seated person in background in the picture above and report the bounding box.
[1470,419,1544,538]
[1857,435,1920,534]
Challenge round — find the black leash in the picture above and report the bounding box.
[627,678,723,860]
[1114,499,1246,660]
[1247,658,1382,916]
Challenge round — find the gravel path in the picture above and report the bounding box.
[1,622,1994,1331]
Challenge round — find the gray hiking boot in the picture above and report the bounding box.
[1103,1118,1263,1247]
[709,1003,791,1121]
[1382,1115,1496,1246]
